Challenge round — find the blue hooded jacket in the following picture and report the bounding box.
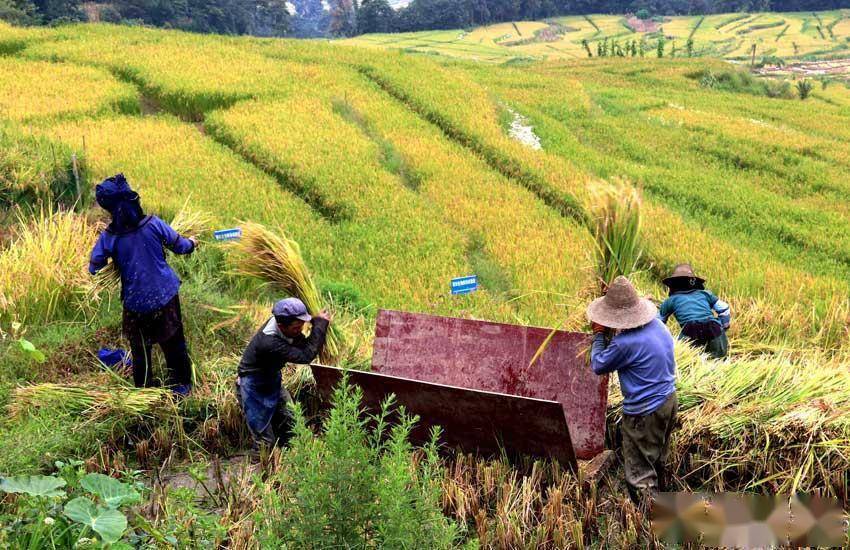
[89,175,195,313]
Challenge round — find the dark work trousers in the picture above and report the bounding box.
[235,376,295,450]
[123,294,192,388]
[621,392,678,503]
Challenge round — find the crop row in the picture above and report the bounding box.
[0,57,138,122]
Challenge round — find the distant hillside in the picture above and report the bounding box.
[344,11,850,62]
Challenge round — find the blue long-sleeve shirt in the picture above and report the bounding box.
[659,290,731,329]
[590,318,676,416]
[89,215,195,313]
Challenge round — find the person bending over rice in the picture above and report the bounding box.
[236,298,331,450]
[658,264,731,359]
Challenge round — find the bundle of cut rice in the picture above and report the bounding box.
[228,221,343,364]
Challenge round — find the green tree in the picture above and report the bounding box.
[636,8,650,20]
[0,0,38,24]
[357,0,394,33]
[686,37,694,57]
[31,0,81,22]
[656,36,665,58]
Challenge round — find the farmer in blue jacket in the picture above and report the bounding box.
[659,264,731,359]
[587,276,677,503]
[88,174,197,394]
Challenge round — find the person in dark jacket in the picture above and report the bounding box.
[659,264,731,359]
[587,276,677,503]
[237,297,331,449]
[88,174,197,395]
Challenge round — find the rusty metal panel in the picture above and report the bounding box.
[310,364,578,470]
[371,310,607,460]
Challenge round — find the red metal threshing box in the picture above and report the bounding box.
[311,309,608,466]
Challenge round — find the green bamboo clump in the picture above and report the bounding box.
[229,221,342,364]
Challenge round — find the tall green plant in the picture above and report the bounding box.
[258,376,461,548]
[589,181,644,291]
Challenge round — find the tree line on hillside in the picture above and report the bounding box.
[2,0,848,37]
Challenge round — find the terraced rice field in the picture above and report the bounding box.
[344,10,850,62]
[1,17,849,548]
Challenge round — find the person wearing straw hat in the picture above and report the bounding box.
[659,264,731,359]
[236,297,332,450]
[587,276,677,503]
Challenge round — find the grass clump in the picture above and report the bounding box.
[0,208,99,325]
[258,376,461,548]
[696,68,794,99]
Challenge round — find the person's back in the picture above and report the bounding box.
[91,215,192,313]
[88,174,196,392]
[659,289,723,326]
[659,264,730,359]
[591,318,676,416]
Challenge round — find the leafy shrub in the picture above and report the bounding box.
[796,79,814,100]
[695,69,794,99]
[258,375,462,548]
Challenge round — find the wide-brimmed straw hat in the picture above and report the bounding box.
[586,276,658,330]
[662,263,705,288]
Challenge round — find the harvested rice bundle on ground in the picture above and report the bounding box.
[10,382,172,421]
[610,345,850,500]
[228,221,343,364]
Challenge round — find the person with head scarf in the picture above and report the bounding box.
[88,174,197,395]
[586,276,677,504]
[658,264,731,359]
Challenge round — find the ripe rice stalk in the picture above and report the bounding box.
[609,344,850,500]
[9,382,173,421]
[228,221,342,364]
[0,207,97,323]
[589,180,644,292]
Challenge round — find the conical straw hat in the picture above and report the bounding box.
[662,263,705,287]
[586,276,658,330]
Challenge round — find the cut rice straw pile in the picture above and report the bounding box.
[10,383,173,421]
[611,344,850,501]
[228,221,342,364]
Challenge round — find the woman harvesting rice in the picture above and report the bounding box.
[658,264,731,359]
[88,174,197,394]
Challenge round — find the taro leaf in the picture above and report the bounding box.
[0,475,66,497]
[18,339,46,363]
[80,473,141,509]
[64,496,128,544]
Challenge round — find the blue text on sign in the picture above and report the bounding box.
[451,275,478,295]
[214,228,242,241]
